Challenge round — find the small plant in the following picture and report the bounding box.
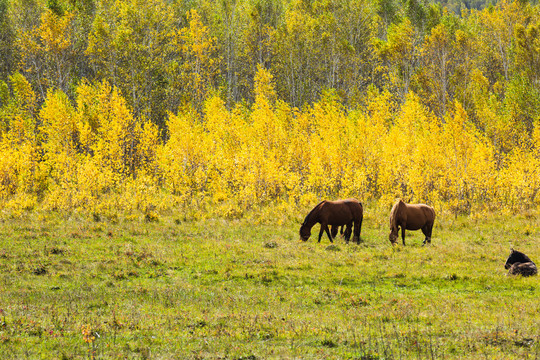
[235,356,257,360]
[264,241,278,249]
[144,212,159,223]
[321,338,338,348]
[325,244,340,251]
[347,296,370,307]
[81,324,96,344]
[445,273,459,281]
[33,266,47,275]
[47,247,65,255]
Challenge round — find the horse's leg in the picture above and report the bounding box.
[354,217,363,243]
[331,225,338,239]
[344,224,352,243]
[424,221,433,244]
[323,224,334,243]
[349,222,357,243]
[318,225,325,243]
[400,223,406,245]
[421,225,428,245]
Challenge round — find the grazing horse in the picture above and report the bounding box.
[331,225,344,238]
[300,199,363,243]
[389,199,435,245]
[504,249,537,277]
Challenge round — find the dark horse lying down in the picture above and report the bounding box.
[504,249,537,277]
[300,199,363,243]
[389,199,435,245]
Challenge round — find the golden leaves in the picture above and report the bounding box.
[39,10,74,54]
[1,73,540,215]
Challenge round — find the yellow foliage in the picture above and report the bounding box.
[39,10,74,54]
[176,9,220,106]
[40,89,78,185]
[0,75,41,197]
[3,74,540,218]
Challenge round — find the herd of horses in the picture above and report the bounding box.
[299,198,538,277]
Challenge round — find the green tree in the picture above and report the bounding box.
[514,20,540,92]
[475,0,526,84]
[235,0,281,103]
[201,0,248,106]
[375,18,421,101]
[16,6,77,98]
[170,9,220,112]
[415,22,454,117]
[0,0,16,81]
[273,0,377,106]
[86,0,175,125]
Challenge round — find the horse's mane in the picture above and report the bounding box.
[302,200,325,225]
[389,199,404,229]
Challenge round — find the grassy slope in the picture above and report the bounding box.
[0,208,539,359]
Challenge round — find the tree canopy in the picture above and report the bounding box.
[2,0,540,217]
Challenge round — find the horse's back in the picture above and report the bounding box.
[323,199,362,224]
[342,198,362,211]
[421,204,435,221]
[326,198,361,210]
[342,199,363,218]
[508,262,538,276]
[404,203,435,230]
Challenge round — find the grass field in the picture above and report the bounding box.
[0,206,539,359]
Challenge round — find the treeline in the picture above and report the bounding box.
[431,0,506,13]
[1,0,538,123]
[1,67,539,219]
[1,0,540,218]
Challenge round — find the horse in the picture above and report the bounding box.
[331,225,344,238]
[299,199,363,244]
[504,249,538,277]
[389,199,435,246]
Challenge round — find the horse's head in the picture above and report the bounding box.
[388,228,398,245]
[505,249,531,269]
[388,200,402,245]
[299,223,311,241]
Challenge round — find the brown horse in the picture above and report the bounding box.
[331,225,344,238]
[300,199,363,243]
[504,249,537,277]
[389,199,435,245]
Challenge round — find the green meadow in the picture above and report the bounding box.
[0,207,539,359]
